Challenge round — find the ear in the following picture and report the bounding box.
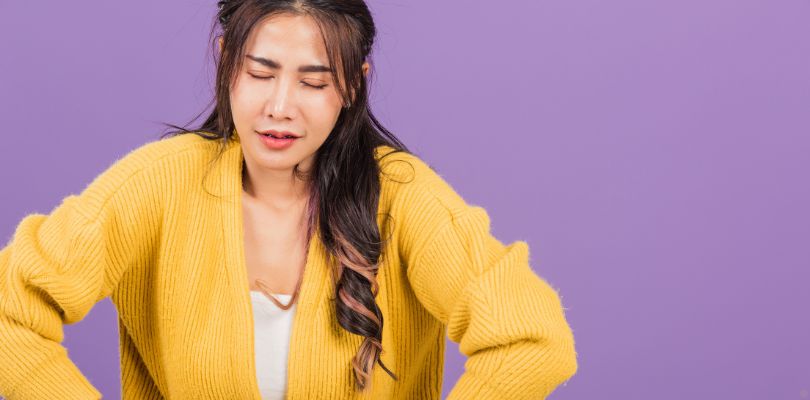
[218,36,224,52]
[347,61,371,107]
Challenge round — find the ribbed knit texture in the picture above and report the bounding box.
[0,133,578,399]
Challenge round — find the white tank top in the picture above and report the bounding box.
[250,291,297,400]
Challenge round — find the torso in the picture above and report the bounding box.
[242,192,308,295]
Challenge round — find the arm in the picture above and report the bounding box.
[408,206,578,399]
[384,148,578,399]
[0,147,164,399]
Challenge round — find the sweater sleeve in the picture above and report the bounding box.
[0,148,164,399]
[391,155,578,400]
[404,192,578,399]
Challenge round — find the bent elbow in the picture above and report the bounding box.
[529,333,578,396]
[545,335,579,392]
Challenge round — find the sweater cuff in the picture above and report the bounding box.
[5,351,102,400]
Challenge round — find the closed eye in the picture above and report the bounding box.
[247,73,327,89]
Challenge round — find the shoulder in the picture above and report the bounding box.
[113,132,222,170]
[74,132,223,221]
[374,144,478,260]
[374,144,469,214]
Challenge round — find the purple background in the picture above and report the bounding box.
[2,1,809,399]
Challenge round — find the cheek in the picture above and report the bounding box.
[230,85,264,122]
[304,95,340,113]
[231,82,255,107]
[306,89,342,117]
[304,97,342,133]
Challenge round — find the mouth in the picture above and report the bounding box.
[257,130,300,139]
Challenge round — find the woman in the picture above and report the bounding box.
[0,1,578,399]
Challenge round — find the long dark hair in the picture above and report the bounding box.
[158,0,413,393]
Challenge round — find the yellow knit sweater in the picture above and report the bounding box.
[0,133,577,399]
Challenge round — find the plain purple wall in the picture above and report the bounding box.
[2,1,809,399]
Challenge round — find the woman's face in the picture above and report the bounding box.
[229,13,344,174]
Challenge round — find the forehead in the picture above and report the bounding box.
[244,13,328,62]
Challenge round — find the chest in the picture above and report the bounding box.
[242,201,308,295]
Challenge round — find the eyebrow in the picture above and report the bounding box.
[245,54,332,73]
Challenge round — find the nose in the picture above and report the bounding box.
[264,76,298,121]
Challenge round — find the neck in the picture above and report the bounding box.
[241,158,311,212]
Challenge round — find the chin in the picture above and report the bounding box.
[254,155,302,171]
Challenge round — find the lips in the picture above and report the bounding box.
[257,129,300,139]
